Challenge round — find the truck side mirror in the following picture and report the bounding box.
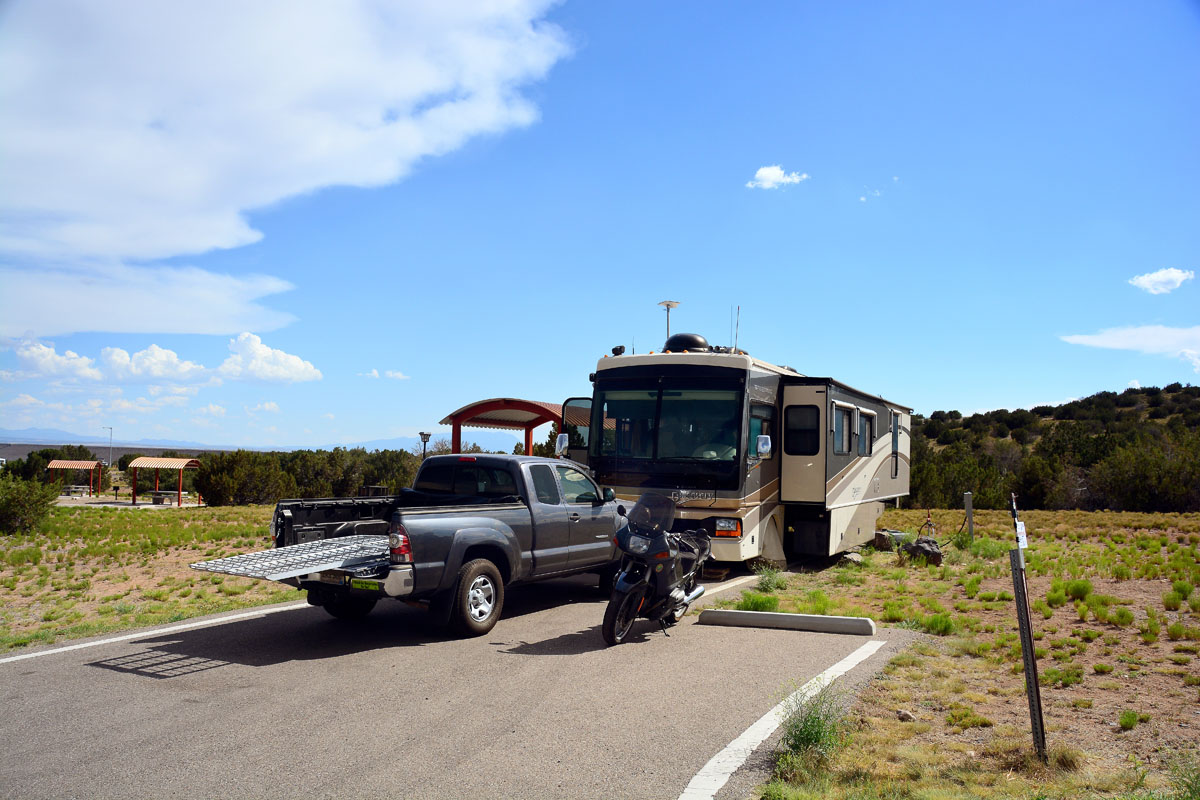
[756,435,773,457]
[602,487,615,502]
[554,433,569,457]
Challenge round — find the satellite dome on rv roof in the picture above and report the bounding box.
[663,332,711,352]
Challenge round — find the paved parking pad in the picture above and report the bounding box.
[0,578,908,800]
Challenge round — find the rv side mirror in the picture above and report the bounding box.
[554,433,569,457]
[756,435,773,457]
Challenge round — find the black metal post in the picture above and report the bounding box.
[1010,494,1047,763]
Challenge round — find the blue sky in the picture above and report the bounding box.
[1,1,1198,449]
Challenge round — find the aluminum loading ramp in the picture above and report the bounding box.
[190,535,389,582]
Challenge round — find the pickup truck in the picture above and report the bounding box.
[192,454,623,635]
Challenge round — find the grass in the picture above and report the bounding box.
[0,504,293,651]
[753,507,1200,800]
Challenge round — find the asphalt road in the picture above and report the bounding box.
[0,575,910,800]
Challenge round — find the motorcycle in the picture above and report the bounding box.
[601,493,712,646]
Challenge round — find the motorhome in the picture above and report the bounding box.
[559,333,911,563]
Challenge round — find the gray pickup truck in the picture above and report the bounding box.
[192,454,622,635]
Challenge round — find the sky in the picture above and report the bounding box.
[1,0,1198,449]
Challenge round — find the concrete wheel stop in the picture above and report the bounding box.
[697,609,877,635]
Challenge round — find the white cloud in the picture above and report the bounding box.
[248,401,281,414]
[1062,325,1200,372]
[1127,380,1141,389]
[198,403,225,417]
[0,1,569,336]
[2,393,43,408]
[384,370,410,380]
[14,340,103,380]
[1128,268,1194,295]
[359,369,380,379]
[0,264,295,339]
[102,343,205,381]
[324,413,335,420]
[745,165,809,190]
[217,333,322,382]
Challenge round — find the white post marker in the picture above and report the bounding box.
[678,639,886,800]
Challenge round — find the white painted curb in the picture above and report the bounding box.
[696,608,876,636]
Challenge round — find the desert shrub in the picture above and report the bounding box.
[1173,580,1194,600]
[754,563,789,593]
[1112,564,1132,580]
[1066,579,1093,600]
[0,473,59,535]
[776,681,850,779]
[1165,591,1184,612]
[1118,710,1139,730]
[922,613,956,636]
[1111,607,1135,627]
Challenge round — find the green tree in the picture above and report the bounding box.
[0,473,59,534]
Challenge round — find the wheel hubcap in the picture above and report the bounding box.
[467,575,494,621]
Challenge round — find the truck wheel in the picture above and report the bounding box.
[322,594,377,621]
[602,588,641,646]
[451,559,505,636]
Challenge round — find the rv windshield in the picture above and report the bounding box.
[592,384,743,462]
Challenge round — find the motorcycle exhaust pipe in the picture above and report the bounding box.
[683,585,705,605]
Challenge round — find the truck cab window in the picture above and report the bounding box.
[529,464,561,504]
[555,466,598,503]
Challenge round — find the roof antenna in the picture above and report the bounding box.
[734,305,741,353]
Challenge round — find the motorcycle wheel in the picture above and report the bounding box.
[602,589,641,646]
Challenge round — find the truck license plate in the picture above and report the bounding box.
[350,579,379,591]
[317,571,345,585]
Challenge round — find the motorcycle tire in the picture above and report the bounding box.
[602,588,641,646]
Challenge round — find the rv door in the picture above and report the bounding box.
[560,396,592,465]
[780,385,826,503]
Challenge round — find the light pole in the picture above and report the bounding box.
[658,300,679,339]
[419,431,431,460]
[102,426,113,470]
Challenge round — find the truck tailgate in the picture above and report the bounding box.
[189,535,389,582]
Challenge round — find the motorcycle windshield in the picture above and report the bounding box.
[626,493,676,534]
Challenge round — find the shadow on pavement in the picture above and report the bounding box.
[84,575,609,677]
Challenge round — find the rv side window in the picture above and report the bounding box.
[891,412,900,478]
[783,405,819,456]
[750,405,776,458]
[858,413,875,456]
[833,406,854,454]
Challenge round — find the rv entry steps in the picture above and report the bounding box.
[190,535,389,582]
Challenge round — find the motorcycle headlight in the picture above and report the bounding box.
[627,534,650,555]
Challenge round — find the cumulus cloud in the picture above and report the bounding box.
[0,1,569,337]
[2,393,43,408]
[1062,325,1200,372]
[248,401,281,414]
[14,340,103,380]
[102,343,206,381]
[384,370,410,380]
[745,165,809,190]
[1128,268,1194,295]
[217,333,322,382]
[359,369,381,379]
[198,403,226,417]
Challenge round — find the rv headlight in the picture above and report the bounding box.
[626,534,650,555]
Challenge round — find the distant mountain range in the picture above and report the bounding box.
[0,427,522,454]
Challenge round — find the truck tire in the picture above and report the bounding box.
[451,559,505,636]
[322,593,377,621]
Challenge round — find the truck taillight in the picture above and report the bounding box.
[388,518,412,563]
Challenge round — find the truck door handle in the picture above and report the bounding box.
[569,513,581,522]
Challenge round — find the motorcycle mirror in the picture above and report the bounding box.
[617,504,627,517]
